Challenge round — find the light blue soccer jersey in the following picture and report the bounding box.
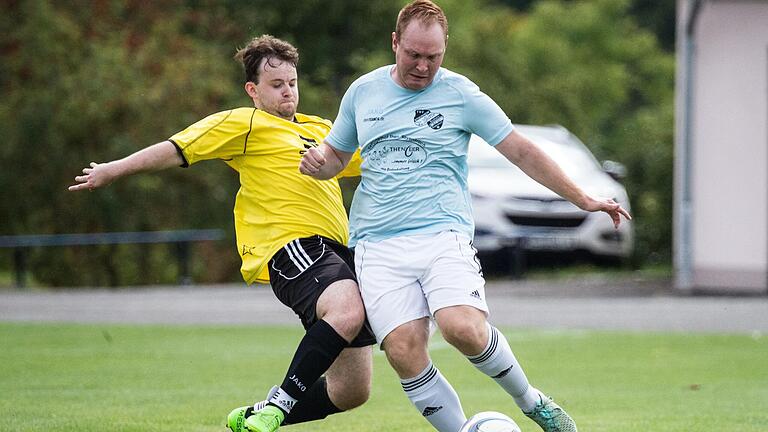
[327,65,514,246]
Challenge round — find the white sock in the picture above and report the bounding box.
[401,362,467,432]
[467,323,541,412]
[268,386,297,414]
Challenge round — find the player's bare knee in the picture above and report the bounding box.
[317,279,365,340]
[441,319,487,355]
[342,302,366,332]
[324,302,365,341]
[436,306,488,354]
[383,326,430,376]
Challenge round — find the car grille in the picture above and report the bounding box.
[506,215,586,227]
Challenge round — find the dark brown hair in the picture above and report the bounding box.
[234,35,299,83]
[395,0,448,40]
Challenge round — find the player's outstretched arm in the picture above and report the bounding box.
[495,130,631,228]
[299,142,353,180]
[68,140,184,192]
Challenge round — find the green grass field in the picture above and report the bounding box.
[1,323,766,431]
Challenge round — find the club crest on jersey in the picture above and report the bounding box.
[414,109,444,130]
[298,135,318,155]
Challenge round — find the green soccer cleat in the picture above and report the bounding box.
[226,406,254,432]
[524,395,578,432]
[243,405,285,432]
[226,386,278,431]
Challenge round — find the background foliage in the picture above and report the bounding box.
[0,0,675,286]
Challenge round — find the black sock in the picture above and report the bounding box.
[282,376,342,425]
[279,319,348,402]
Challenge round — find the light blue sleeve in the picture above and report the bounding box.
[462,81,514,146]
[326,84,359,153]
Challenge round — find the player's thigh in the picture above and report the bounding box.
[421,231,489,316]
[269,236,357,330]
[354,238,430,344]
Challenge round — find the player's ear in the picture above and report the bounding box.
[391,31,398,53]
[244,82,259,101]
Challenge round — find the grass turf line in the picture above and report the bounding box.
[1,323,766,431]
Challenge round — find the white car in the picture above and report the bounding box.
[468,125,633,263]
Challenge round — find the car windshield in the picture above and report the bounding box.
[468,126,601,178]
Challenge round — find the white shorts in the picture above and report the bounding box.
[354,230,489,344]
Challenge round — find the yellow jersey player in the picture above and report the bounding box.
[69,35,374,432]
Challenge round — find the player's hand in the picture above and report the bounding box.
[582,197,632,229]
[299,146,327,177]
[68,162,116,192]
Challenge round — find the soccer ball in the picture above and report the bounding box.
[459,411,522,432]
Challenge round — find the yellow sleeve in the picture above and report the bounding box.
[169,109,253,166]
[337,149,362,178]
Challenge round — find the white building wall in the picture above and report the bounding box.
[681,0,768,292]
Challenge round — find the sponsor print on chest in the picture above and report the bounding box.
[365,135,427,173]
[361,107,448,173]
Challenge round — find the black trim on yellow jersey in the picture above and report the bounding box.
[243,108,257,154]
[296,119,330,127]
[169,140,190,168]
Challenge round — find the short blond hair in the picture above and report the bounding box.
[395,0,448,40]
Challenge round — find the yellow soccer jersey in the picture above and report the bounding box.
[169,107,359,284]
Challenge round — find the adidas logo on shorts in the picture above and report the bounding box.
[470,289,481,299]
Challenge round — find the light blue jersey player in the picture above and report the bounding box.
[326,64,514,247]
[300,2,630,432]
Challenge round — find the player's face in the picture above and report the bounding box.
[392,20,446,90]
[246,58,299,120]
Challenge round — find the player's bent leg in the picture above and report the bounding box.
[279,334,373,425]
[237,325,352,432]
[245,280,362,432]
[436,308,578,432]
[315,278,365,342]
[279,278,373,426]
[229,239,365,432]
[383,318,467,432]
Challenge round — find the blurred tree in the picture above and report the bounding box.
[0,0,674,286]
[626,0,676,52]
[491,0,676,52]
[441,0,674,264]
[227,0,401,117]
[0,0,242,286]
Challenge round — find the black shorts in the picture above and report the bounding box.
[268,235,376,348]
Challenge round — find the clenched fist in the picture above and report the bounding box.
[299,146,327,177]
